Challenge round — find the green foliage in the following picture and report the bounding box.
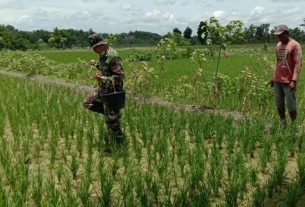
[125,56,158,94]
[48,27,69,49]
[183,27,192,39]
[157,37,177,59]
[129,50,152,61]
[0,50,92,83]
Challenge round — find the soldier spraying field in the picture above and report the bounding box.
[83,33,125,152]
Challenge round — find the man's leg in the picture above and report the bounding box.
[283,86,297,123]
[274,82,286,125]
[104,104,124,146]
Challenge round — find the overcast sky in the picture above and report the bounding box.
[1,0,305,34]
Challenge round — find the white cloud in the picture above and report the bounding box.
[0,0,305,34]
[212,10,225,18]
[154,0,177,5]
[268,0,303,2]
[144,9,174,22]
[122,3,133,10]
[250,6,264,16]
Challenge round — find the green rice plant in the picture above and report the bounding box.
[76,127,84,158]
[298,136,305,153]
[134,172,149,207]
[0,106,4,139]
[131,134,142,164]
[172,188,190,207]
[86,125,94,156]
[286,126,298,157]
[192,185,211,207]
[252,184,266,207]
[120,171,136,207]
[224,179,240,207]
[111,156,120,177]
[226,129,236,155]
[70,151,79,179]
[142,171,160,205]
[42,177,61,207]
[187,146,207,196]
[266,176,276,199]
[259,139,273,173]
[249,167,258,187]
[33,140,42,160]
[56,162,64,183]
[266,146,287,198]
[155,131,169,160]
[297,151,305,189]
[156,155,170,183]
[77,177,92,207]
[207,142,223,198]
[12,162,30,207]
[95,118,104,150]
[31,167,43,207]
[160,176,173,206]
[98,159,113,207]
[274,145,288,186]
[225,151,248,204]
[64,131,72,154]
[0,147,14,187]
[84,155,93,185]
[282,182,302,207]
[50,130,58,167]
[0,179,9,207]
[62,176,78,207]
[147,143,156,173]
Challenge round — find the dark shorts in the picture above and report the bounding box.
[273,81,296,111]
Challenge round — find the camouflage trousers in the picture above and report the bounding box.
[83,93,124,144]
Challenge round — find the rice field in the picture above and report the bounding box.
[1,44,305,206]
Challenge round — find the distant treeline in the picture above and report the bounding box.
[1,23,305,50]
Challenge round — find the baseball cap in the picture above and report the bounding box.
[274,24,289,35]
[88,33,108,48]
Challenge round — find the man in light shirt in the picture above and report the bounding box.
[271,24,302,126]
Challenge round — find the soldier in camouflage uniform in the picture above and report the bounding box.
[83,33,125,151]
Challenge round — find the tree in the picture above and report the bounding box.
[164,32,189,46]
[0,25,31,50]
[224,20,245,44]
[197,21,208,44]
[289,27,305,42]
[173,27,182,35]
[183,27,192,39]
[244,24,257,43]
[255,24,270,43]
[199,17,244,98]
[300,18,305,27]
[48,27,69,49]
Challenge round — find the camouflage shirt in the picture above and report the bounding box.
[95,48,124,94]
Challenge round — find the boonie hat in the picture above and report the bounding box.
[274,24,289,35]
[88,33,108,48]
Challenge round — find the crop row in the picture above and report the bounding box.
[0,75,305,206]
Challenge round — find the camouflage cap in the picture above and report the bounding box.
[274,24,289,35]
[88,33,108,48]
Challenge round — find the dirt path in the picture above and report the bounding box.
[0,70,244,120]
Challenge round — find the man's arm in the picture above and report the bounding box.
[292,44,302,82]
[288,44,302,90]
